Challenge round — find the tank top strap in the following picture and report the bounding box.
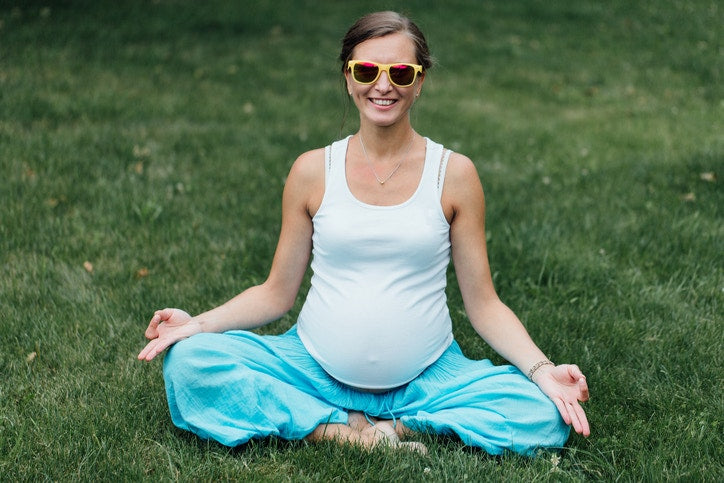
[436,146,453,199]
[420,138,453,201]
[325,135,351,187]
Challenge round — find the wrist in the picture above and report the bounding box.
[526,359,554,381]
[192,317,207,332]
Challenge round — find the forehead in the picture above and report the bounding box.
[352,32,417,63]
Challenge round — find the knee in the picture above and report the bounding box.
[163,333,224,380]
[164,333,208,365]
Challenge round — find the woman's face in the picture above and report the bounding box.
[345,32,425,128]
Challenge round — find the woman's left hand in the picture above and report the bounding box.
[533,364,590,437]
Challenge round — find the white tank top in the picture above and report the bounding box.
[297,136,454,390]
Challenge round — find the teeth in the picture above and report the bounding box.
[372,99,395,106]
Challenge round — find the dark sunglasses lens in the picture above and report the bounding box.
[353,62,380,83]
[389,65,415,86]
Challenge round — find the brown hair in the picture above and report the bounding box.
[339,11,434,73]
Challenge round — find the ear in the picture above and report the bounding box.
[416,72,426,97]
[344,69,352,95]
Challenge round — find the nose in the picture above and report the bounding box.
[374,71,393,91]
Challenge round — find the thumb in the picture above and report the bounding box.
[578,376,590,402]
[144,312,162,339]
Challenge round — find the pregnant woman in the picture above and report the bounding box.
[138,11,589,456]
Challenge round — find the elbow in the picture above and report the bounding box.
[278,294,296,315]
[262,279,298,319]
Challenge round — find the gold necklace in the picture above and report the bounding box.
[359,133,416,185]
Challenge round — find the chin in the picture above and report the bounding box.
[363,111,407,127]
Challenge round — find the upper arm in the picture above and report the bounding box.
[442,153,500,308]
[263,148,325,309]
[442,155,548,364]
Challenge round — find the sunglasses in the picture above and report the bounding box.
[347,60,423,88]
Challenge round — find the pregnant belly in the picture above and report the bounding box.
[298,319,452,391]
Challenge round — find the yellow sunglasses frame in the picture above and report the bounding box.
[347,60,423,87]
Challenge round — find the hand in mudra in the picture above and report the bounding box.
[137,308,199,361]
[533,364,590,437]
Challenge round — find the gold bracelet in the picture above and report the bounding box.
[527,360,554,380]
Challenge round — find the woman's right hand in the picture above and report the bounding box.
[137,308,200,361]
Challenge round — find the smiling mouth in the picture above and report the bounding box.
[370,98,396,106]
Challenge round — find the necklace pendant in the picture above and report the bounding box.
[359,132,415,187]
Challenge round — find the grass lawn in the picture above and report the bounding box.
[1,0,722,480]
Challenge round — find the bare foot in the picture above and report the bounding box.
[347,411,375,432]
[306,415,427,455]
[305,414,389,449]
[366,421,428,455]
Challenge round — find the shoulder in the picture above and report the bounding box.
[441,151,485,221]
[445,152,480,188]
[285,147,326,216]
[289,147,325,181]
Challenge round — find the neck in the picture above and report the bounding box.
[358,121,416,159]
[358,129,416,186]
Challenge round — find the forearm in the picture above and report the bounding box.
[467,299,550,376]
[192,282,293,334]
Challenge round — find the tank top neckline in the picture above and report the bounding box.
[339,135,433,210]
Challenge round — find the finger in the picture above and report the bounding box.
[137,340,157,361]
[568,400,590,436]
[139,338,169,361]
[567,364,586,381]
[566,401,584,435]
[144,312,162,339]
[145,308,177,338]
[578,377,590,402]
[552,398,572,426]
[575,403,591,437]
[155,308,178,323]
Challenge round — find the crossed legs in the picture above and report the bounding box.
[305,412,426,454]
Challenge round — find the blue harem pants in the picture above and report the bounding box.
[162,325,569,456]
